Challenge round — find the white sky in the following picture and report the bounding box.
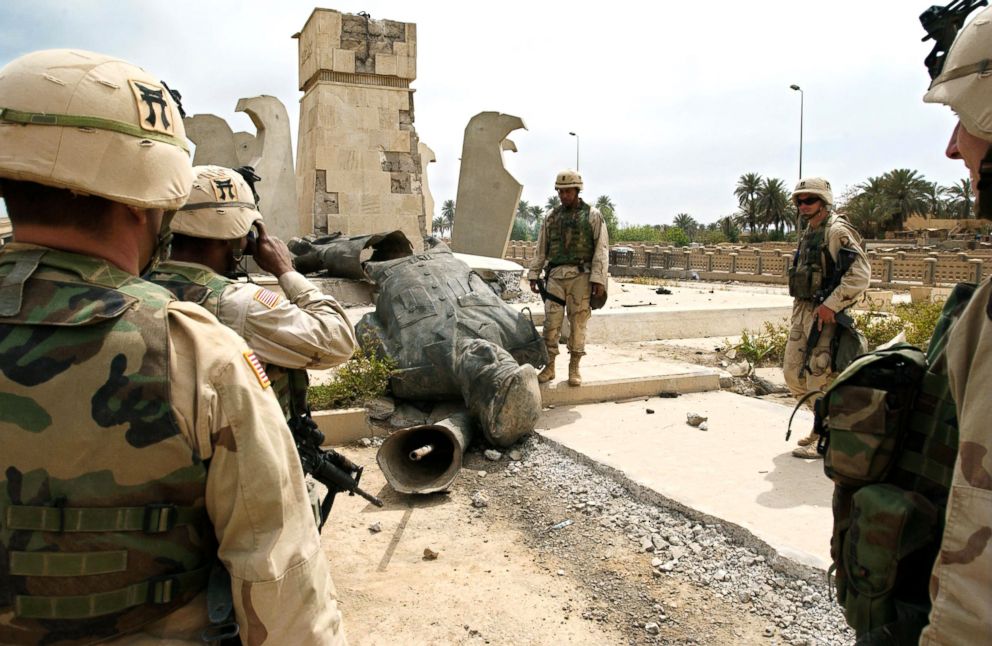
[0,0,970,225]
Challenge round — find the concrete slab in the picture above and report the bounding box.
[515,281,792,342]
[537,391,832,571]
[539,344,721,406]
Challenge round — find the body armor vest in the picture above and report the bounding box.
[0,248,211,643]
[546,202,595,267]
[149,261,293,416]
[789,218,832,300]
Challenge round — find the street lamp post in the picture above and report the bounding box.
[568,131,579,171]
[789,84,804,179]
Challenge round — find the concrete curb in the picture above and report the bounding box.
[541,370,721,406]
[313,407,376,445]
[536,432,826,583]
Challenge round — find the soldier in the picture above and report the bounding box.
[782,177,870,459]
[148,165,356,415]
[0,50,345,644]
[527,169,609,386]
[920,4,992,641]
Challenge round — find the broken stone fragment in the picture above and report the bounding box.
[686,413,708,427]
[471,491,489,508]
[484,449,502,461]
[423,547,439,560]
[368,521,382,533]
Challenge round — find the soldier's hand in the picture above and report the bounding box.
[253,221,295,277]
[816,304,836,330]
[530,280,540,294]
[591,282,605,299]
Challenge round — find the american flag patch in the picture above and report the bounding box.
[253,288,281,309]
[243,350,271,389]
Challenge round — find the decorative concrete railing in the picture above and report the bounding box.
[504,242,987,287]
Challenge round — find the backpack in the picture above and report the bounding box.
[805,282,977,642]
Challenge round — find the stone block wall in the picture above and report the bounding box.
[295,9,427,250]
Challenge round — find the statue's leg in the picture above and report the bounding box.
[452,336,541,447]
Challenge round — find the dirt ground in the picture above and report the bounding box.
[323,444,790,646]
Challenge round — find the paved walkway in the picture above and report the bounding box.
[537,390,832,571]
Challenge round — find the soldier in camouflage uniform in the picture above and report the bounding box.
[0,50,346,644]
[148,165,356,415]
[919,6,992,641]
[783,177,871,459]
[527,169,609,386]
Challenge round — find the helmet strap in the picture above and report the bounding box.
[977,149,992,219]
[140,211,175,276]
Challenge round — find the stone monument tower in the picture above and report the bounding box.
[294,9,428,250]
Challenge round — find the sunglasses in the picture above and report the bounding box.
[795,197,820,206]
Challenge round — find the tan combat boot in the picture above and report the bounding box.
[792,442,822,459]
[568,354,582,387]
[538,360,556,384]
[796,431,818,447]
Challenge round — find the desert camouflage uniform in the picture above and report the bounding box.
[148,260,356,412]
[527,200,609,357]
[783,213,871,406]
[921,278,992,643]
[0,243,346,645]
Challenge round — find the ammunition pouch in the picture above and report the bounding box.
[788,264,822,300]
[832,484,939,637]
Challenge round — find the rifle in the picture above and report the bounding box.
[535,265,566,306]
[287,371,383,531]
[800,247,859,378]
[920,0,988,80]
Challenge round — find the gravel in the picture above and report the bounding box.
[473,435,853,645]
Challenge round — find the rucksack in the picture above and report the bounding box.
[797,282,977,642]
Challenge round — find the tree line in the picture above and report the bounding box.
[432,168,976,247]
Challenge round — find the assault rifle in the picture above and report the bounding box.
[920,0,988,80]
[534,266,566,306]
[287,372,383,531]
[800,247,859,378]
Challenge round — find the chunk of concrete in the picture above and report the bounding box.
[450,112,526,259]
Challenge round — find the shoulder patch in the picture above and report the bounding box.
[243,350,271,389]
[252,288,282,309]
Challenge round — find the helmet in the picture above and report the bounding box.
[172,165,261,239]
[554,169,583,190]
[0,49,193,209]
[923,6,992,142]
[791,177,833,207]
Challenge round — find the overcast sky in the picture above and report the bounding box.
[0,0,971,225]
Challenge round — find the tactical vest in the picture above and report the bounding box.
[0,248,211,642]
[788,214,859,300]
[149,261,293,416]
[546,202,595,267]
[815,282,974,642]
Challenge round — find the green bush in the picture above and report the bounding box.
[308,339,396,411]
[662,227,691,247]
[853,299,946,350]
[732,321,789,367]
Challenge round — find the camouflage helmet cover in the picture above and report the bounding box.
[554,169,583,190]
[171,165,261,239]
[791,177,834,207]
[923,6,992,142]
[0,49,193,209]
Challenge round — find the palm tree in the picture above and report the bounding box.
[441,200,456,234]
[923,181,948,220]
[880,168,930,231]
[546,195,561,211]
[595,195,619,240]
[945,178,973,218]
[840,180,889,239]
[734,172,763,233]
[755,177,790,234]
[432,216,446,236]
[516,200,533,224]
[673,213,698,238]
